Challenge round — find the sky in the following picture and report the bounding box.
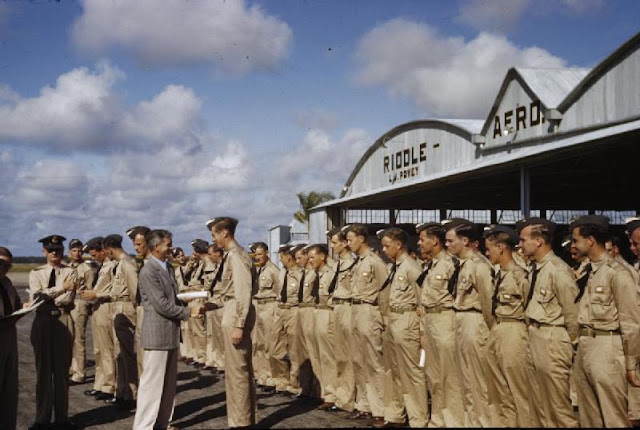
[0,0,638,256]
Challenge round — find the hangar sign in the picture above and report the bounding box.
[383,142,427,184]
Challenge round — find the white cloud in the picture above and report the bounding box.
[456,0,529,33]
[561,0,604,13]
[354,19,566,118]
[72,0,293,75]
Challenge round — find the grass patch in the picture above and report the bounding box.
[10,263,41,272]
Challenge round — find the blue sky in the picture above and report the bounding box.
[0,0,638,256]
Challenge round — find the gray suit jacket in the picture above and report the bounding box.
[139,257,190,350]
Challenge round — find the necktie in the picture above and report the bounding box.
[416,260,433,286]
[280,270,289,303]
[574,263,593,303]
[328,261,341,295]
[525,262,540,309]
[448,259,463,298]
[298,269,306,303]
[92,265,100,288]
[312,271,320,305]
[210,256,226,293]
[48,267,57,288]
[380,263,398,291]
[1,282,13,316]
[491,271,505,317]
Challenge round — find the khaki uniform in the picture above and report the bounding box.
[314,262,338,404]
[174,263,191,359]
[218,242,256,428]
[332,253,357,411]
[419,250,464,427]
[111,254,138,400]
[253,260,280,387]
[351,250,388,418]
[383,253,428,427]
[29,264,78,425]
[574,252,640,427]
[526,250,579,428]
[187,260,208,364]
[271,266,303,393]
[620,255,640,421]
[453,251,493,427]
[206,262,226,371]
[485,261,540,427]
[91,260,117,394]
[68,260,97,383]
[298,267,320,396]
[204,261,220,368]
[0,276,22,430]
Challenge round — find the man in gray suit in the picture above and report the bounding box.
[133,230,192,430]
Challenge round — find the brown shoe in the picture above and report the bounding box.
[317,402,335,410]
[358,412,373,420]
[370,416,385,427]
[347,409,362,419]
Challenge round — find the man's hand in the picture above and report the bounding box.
[63,278,75,292]
[231,327,243,346]
[627,369,640,388]
[81,291,98,301]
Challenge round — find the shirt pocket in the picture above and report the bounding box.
[590,285,615,321]
[395,275,411,292]
[260,276,274,290]
[429,273,449,292]
[536,287,556,315]
[457,274,474,294]
[356,266,375,290]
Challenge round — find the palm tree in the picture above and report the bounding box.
[294,191,335,224]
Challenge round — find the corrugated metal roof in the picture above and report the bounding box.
[516,67,590,108]
[436,119,484,134]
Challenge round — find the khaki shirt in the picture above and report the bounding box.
[332,253,357,300]
[493,261,529,320]
[454,251,495,328]
[300,267,316,304]
[388,252,422,308]
[218,242,253,328]
[93,260,116,302]
[68,260,97,293]
[578,252,640,368]
[254,260,279,300]
[315,263,335,307]
[186,260,205,288]
[200,258,218,291]
[175,264,189,292]
[111,254,138,302]
[421,250,456,308]
[29,263,78,307]
[351,250,388,304]
[277,265,303,306]
[525,251,579,341]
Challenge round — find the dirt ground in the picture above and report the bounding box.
[9,272,360,429]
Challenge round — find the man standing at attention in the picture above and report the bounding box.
[134,229,191,430]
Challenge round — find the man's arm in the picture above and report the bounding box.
[231,252,252,329]
[476,262,495,329]
[140,269,189,321]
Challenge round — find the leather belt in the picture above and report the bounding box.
[389,305,417,314]
[422,305,454,314]
[332,298,352,305]
[579,326,621,338]
[495,316,525,324]
[278,303,297,309]
[352,299,377,306]
[316,305,333,311]
[529,320,564,329]
[255,297,276,304]
[454,308,481,313]
[299,303,316,308]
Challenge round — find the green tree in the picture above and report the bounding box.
[294,191,335,224]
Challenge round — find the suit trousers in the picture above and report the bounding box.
[486,321,540,427]
[352,303,385,417]
[112,301,138,400]
[31,311,73,424]
[0,325,18,430]
[575,334,631,427]
[421,309,463,427]
[314,308,337,403]
[528,325,578,428]
[455,311,490,427]
[221,299,257,428]
[133,348,179,430]
[69,299,90,382]
[92,302,116,394]
[332,303,355,411]
[270,307,301,393]
[253,301,277,386]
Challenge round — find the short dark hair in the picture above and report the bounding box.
[454,223,479,243]
[146,230,172,250]
[307,244,328,256]
[381,228,408,245]
[347,224,368,239]
[528,223,553,244]
[421,225,445,244]
[575,224,610,247]
[208,243,223,254]
[485,231,514,249]
[253,242,268,252]
[211,217,238,235]
[0,247,13,259]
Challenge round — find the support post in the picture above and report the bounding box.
[520,166,531,218]
[439,209,447,222]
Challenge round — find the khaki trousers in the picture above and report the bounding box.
[384,311,429,427]
[270,306,301,393]
[112,301,138,400]
[254,300,277,386]
[352,303,385,417]
[205,310,216,367]
[180,319,192,359]
[297,306,320,397]
[486,321,540,427]
[136,306,145,377]
[455,311,490,427]
[629,386,640,420]
[133,348,178,430]
[528,325,578,428]
[421,309,463,427]
[0,324,18,430]
[31,311,73,424]
[70,299,90,382]
[332,303,355,411]
[92,302,116,394]
[314,308,337,403]
[575,334,631,427]
[188,298,207,363]
[221,299,257,428]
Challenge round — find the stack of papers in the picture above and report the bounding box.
[1,297,45,320]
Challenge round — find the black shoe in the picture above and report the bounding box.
[27,423,48,430]
[54,421,79,430]
[95,392,113,401]
[105,396,124,404]
[69,379,84,386]
[83,389,101,396]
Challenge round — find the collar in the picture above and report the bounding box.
[395,251,408,266]
[590,251,610,273]
[150,254,166,268]
[536,250,555,269]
